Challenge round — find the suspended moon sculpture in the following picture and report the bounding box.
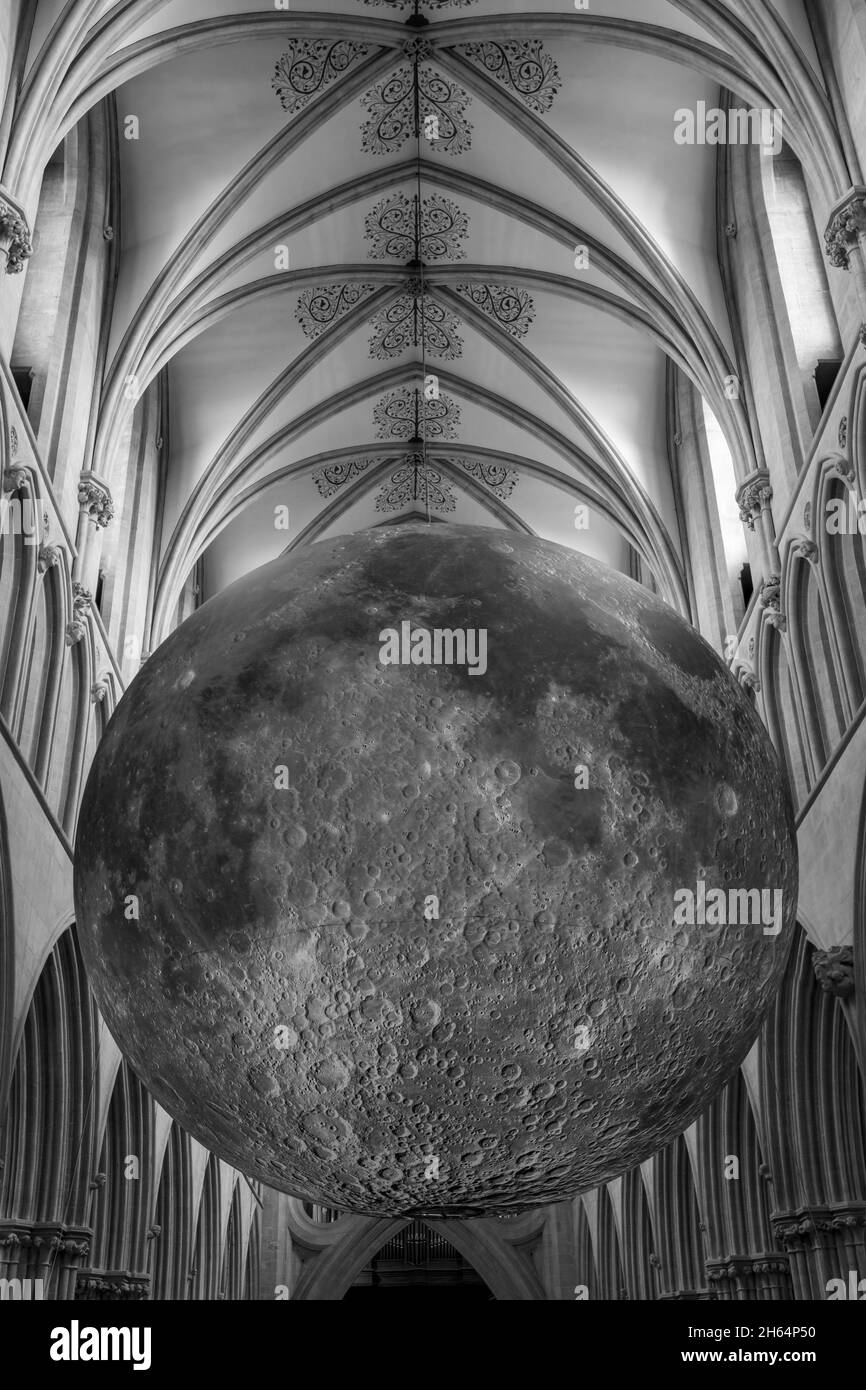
[74,524,797,1216]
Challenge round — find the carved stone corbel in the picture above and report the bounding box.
[65,583,93,646]
[2,465,29,494]
[812,945,854,999]
[790,537,818,565]
[826,454,855,486]
[734,665,761,695]
[37,544,61,574]
[759,574,786,631]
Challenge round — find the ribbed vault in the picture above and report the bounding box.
[3,0,852,622]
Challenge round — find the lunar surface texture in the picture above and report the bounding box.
[74,523,797,1216]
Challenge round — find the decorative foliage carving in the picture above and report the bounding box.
[361,66,472,156]
[374,386,460,441]
[78,476,114,528]
[706,1255,788,1281]
[295,283,375,340]
[772,1205,866,1250]
[75,1272,149,1300]
[402,38,434,62]
[457,458,518,499]
[457,40,561,113]
[37,543,61,575]
[362,0,478,8]
[824,188,866,270]
[0,199,32,273]
[312,459,371,498]
[376,456,456,514]
[10,425,18,456]
[455,283,535,338]
[369,293,463,360]
[737,474,772,530]
[272,41,370,115]
[838,416,848,449]
[365,192,469,262]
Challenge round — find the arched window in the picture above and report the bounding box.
[10,138,77,440]
[760,143,843,431]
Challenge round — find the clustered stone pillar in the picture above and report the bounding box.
[772,1211,866,1301]
[769,949,864,1300]
[705,1255,792,1301]
[0,1222,91,1299]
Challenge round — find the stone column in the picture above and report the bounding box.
[0,1221,91,1299]
[706,1253,792,1300]
[74,472,114,590]
[0,463,38,728]
[737,470,777,580]
[737,471,787,634]
[773,1209,866,1301]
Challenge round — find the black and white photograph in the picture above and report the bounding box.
[0,0,864,1366]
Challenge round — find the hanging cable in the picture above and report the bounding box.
[411,41,432,525]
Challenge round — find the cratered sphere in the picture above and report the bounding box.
[74,523,796,1216]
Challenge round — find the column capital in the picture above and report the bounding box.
[824,185,866,270]
[736,470,772,529]
[0,192,32,274]
[77,471,115,528]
